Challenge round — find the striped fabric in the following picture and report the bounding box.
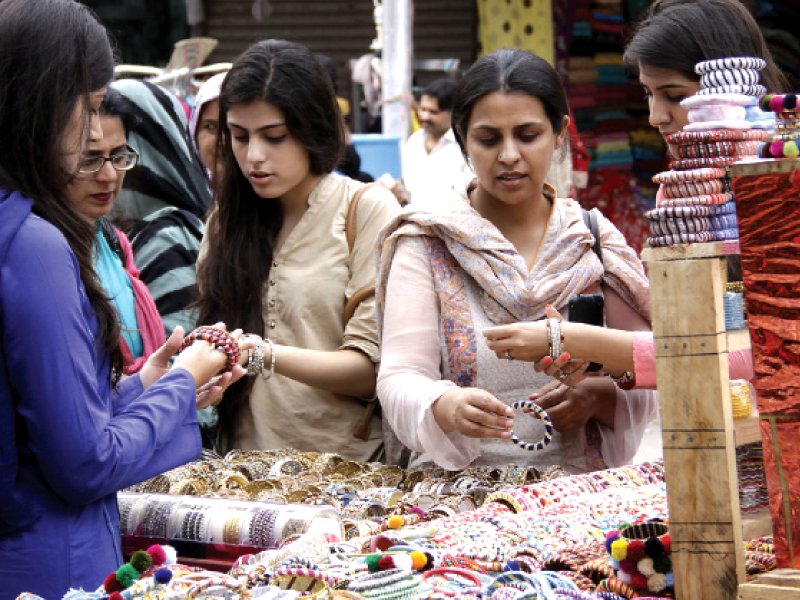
[109,79,212,338]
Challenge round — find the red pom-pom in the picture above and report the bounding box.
[660,533,671,554]
[631,573,649,590]
[147,544,167,566]
[626,539,646,563]
[618,558,639,575]
[103,573,123,592]
[377,555,396,571]
[372,535,394,552]
[109,593,124,600]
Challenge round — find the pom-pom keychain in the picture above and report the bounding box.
[154,567,173,584]
[129,549,153,573]
[146,544,167,566]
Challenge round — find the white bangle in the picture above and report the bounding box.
[263,338,276,380]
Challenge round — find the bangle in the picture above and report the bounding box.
[180,325,240,371]
[546,317,562,360]
[510,401,554,451]
[245,336,265,376]
[694,56,766,75]
[263,338,276,380]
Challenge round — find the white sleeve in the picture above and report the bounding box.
[377,236,481,470]
[598,387,660,467]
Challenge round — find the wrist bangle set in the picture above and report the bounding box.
[180,325,240,371]
[244,334,277,380]
[546,317,563,360]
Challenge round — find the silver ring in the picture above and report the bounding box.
[504,350,513,360]
[558,370,569,382]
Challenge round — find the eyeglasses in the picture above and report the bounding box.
[76,146,139,174]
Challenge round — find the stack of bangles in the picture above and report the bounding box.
[510,401,554,452]
[180,325,240,372]
[243,334,276,380]
[421,567,484,597]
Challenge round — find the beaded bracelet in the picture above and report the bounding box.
[661,178,725,199]
[670,156,737,170]
[180,325,240,371]
[509,401,554,451]
[667,128,768,145]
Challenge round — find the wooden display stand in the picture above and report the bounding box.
[642,241,746,600]
[641,157,800,599]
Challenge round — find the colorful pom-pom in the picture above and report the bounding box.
[409,551,428,570]
[785,94,797,111]
[637,557,656,577]
[758,143,771,158]
[770,95,785,113]
[103,572,123,593]
[626,539,646,563]
[644,537,665,559]
[147,544,167,566]
[377,555,395,571]
[784,140,800,158]
[393,553,413,572]
[387,515,405,530]
[760,95,773,112]
[154,567,173,584]
[129,550,153,573]
[108,593,124,600]
[408,506,426,519]
[654,554,672,574]
[665,573,675,587]
[422,552,435,571]
[372,535,394,552]
[648,572,668,592]
[115,563,140,588]
[162,545,178,565]
[618,558,638,575]
[364,553,381,573]
[770,140,785,158]
[660,533,671,554]
[631,573,648,590]
[610,538,628,562]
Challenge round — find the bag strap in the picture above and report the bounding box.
[342,183,379,324]
[581,208,603,265]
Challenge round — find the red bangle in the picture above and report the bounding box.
[422,567,483,586]
[180,326,240,371]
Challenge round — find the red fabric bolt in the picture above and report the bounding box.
[626,539,647,562]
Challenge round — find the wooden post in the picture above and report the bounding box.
[643,243,745,599]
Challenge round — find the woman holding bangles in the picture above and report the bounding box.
[376,49,656,472]
[0,1,245,596]
[195,40,399,459]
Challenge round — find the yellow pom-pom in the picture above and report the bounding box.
[783,140,799,158]
[611,538,629,562]
[387,515,405,529]
[409,551,427,570]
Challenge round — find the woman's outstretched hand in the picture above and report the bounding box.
[431,387,514,439]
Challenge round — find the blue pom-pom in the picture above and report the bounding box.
[665,572,675,587]
[154,567,172,584]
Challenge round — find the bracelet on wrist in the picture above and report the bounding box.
[180,326,240,371]
[263,338,276,380]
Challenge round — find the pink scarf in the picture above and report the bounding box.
[115,228,166,374]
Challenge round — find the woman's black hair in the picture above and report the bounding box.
[196,39,345,448]
[0,0,122,378]
[451,49,569,159]
[624,0,789,92]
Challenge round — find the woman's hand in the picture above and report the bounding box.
[431,387,514,439]
[138,326,185,390]
[534,352,590,387]
[484,320,549,362]
[173,324,247,391]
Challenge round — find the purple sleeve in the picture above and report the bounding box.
[2,219,200,506]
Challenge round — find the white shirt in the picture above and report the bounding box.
[401,128,474,203]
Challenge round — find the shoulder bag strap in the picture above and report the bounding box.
[342,183,379,324]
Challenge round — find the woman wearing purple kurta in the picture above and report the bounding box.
[0,1,244,597]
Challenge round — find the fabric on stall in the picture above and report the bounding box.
[477,0,554,63]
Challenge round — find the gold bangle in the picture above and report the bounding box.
[222,516,242,545]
